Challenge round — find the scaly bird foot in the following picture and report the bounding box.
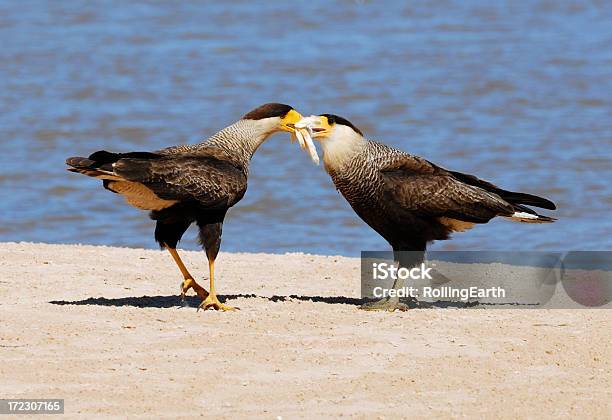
[180,278,209,302]
[197,294,237,312]
[360,297,411,312]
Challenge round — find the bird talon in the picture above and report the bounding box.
[180,278,209,301]
[360,298,411,312]
[197,294,237,312]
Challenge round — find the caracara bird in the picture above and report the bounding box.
[296,114,557,311]
[66,103,302,311]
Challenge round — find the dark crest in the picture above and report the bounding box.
[320,114,363,136]
[243,103,293,120]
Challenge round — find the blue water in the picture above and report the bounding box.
[1,1,610,256]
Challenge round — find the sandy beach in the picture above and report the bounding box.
[0,242,610,418]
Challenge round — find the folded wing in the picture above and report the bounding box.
[381,154,555,229]
[66,150,247,211]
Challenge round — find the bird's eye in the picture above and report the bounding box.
[327,116,335,125]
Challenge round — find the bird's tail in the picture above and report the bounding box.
[499,190,556,211]
[504,204,556,223]
[449,170,557,211]
[66,153,119,179]
[447,170,557,223]
[501,190,557,223]
[66,150,160,179]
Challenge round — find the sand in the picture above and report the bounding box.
[0,242,610,418]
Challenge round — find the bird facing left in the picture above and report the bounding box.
[66,103,303,311]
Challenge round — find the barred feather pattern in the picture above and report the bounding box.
[66,118,281,214]
[328,138,513,217]
[157,118,279,173]
[323,138,522,247]
[326,140,409,211]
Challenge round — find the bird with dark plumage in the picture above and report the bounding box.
[66,103,302,311]
[296,114,557,311]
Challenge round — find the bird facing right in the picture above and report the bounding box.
[296,114,557,312]
[66,103,303,311]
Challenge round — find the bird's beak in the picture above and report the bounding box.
[287,114,320,165]
[279,109,303,133]
[295,115,332,140]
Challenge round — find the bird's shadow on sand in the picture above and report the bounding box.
[49,294,477,309]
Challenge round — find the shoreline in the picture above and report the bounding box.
[0,242,610,417]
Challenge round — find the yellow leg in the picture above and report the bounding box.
[198,259,236,311]
[165,247,209,300]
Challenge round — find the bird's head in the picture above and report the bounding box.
[242,103,302,134]
[295,114,365,167]
[295,114,363,141]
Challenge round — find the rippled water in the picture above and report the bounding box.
[1,1,610,255]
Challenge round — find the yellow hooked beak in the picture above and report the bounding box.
[279,109,303,133]
[295,115,333,140]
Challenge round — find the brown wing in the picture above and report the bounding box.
[112,154,247,209]
[381,155,515,223]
